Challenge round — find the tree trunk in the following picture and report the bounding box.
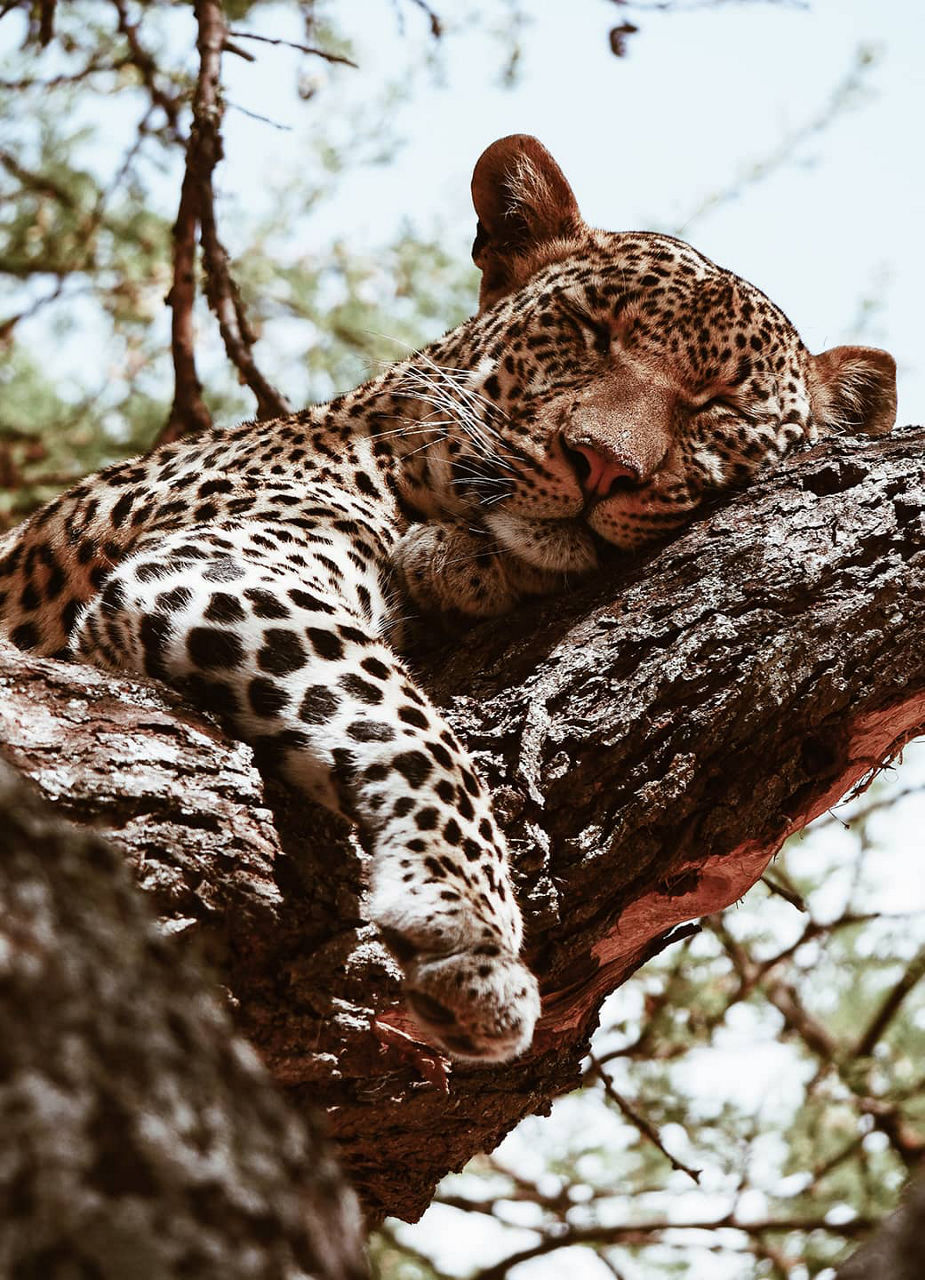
[1,424,923,1229]
[0,758,367,1278]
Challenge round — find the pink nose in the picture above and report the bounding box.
[566,443,640,499]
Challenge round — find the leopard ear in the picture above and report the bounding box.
[471,135,584,311]
[810,345,897,437]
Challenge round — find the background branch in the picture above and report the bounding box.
[159,0,292,444]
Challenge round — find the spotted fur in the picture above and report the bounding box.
[0,136,896,1061]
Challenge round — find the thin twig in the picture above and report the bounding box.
[811,785,924,833]
[0,52,133,91]
[589,1054,702,1184]
[760,873,807,912]
[0,148,77,206]
[405,0,443,38]
[222,39,255,62]
[226,101,292,131]
[226,28,358,68]
[111,0,185,143]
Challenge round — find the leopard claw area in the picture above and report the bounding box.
[403,949,541,1063]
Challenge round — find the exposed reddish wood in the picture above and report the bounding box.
[541,689,925,1037]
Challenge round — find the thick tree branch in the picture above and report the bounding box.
[1,427,923,1225]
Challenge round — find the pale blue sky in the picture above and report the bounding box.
[222,0,924,419]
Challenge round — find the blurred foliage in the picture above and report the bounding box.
[374,761,925,1280]
[0,0,480,527]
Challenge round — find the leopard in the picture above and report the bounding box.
[0,135,897,1063]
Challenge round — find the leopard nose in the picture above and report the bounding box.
[562,442,641,498]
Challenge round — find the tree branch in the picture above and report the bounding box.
[191,0,292,423]
[111,0,185,142]
[2,427,924,1222]
[162,164,213,443]
[159,0,292,444]
[226,28,359,69]
[589,1054,702,1183]
[854,945,925,1060]
[469,1210,877,1280]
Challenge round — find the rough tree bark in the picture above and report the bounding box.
[1,425,923,1234]
[0,758,367,1278]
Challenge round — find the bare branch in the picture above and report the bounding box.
[159,0,293,442]
[227,100,293,131]
[470,1212,878,1280]
[0,147,77,206]
[760,871,808,913]
[38,0,55,45]
[855,945,925,1060]
[589,1054,703,1184]
[111,0,185,143]
[406,0,443,38]
[162,166,213,443]
[191,1,292,422]
[226,27,359,69]
[0,51,133,91]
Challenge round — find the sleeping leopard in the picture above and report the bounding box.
[0,135,896,1063]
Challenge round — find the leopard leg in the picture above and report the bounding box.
[73,524,540,1061]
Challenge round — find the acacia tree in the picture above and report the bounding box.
[1,2,923,1277]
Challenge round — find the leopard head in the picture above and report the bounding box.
[425,135,897,571]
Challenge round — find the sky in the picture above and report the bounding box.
[220,0,924,420]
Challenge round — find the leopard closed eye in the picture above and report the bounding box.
[0,134,896,1063]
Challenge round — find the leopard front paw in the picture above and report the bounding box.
[403,947,541,1063]
[392,520,520,619]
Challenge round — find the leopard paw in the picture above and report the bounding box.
[392,520,519,619]
[403,947,540,1063]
